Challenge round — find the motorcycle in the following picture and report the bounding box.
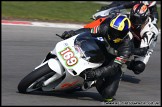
[18,32,105,93]
[92,6,129,20]
[18,6,130,94]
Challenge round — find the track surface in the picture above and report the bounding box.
[2,25,161,106]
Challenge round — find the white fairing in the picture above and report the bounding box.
[51,34,102,76]
[92,7,129,20]
[34,58,64,76]
[92,7,117,19]
[41,33,104,91]
[48,58,64,75]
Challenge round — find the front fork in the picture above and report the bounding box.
[37,52,65,87]
[41,52,56,63]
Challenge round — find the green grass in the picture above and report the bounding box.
[2,1,161,28]
[2,1,103,23]
[157,6,161,28]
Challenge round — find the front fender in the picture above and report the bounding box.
[48,58,64,75]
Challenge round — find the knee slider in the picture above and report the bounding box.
[105,87,116,98]
[104,77,120,98]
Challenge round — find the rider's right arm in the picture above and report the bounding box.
[87,23,110,38]
[62,28,91,39]
[91,18,112,38]
[74,28,103,37]
[73,18,110,38]
[74,28,91,34]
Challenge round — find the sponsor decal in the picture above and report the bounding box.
[114,57,127,64]
[61,80,79,88]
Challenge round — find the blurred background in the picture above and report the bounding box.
[2,1,161,28]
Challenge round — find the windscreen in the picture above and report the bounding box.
[74,32,105,63]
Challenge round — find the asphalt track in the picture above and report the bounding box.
[2,25,161,106]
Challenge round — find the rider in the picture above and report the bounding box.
[126,3,159,74]
[99,1,159,23]
[59,14,134,102]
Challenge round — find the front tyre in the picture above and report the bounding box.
[18,63,55,93]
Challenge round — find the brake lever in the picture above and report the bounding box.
[56,34,64,39]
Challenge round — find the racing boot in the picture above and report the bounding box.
[104,97,115,102]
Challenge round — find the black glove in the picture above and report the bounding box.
[61,30,76,40]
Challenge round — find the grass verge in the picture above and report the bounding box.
[2,1,161,28]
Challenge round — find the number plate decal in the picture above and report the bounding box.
[60,47,78,67]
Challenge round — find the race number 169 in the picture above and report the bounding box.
[60,47,78,66]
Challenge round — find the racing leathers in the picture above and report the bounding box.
[127,16,159,74]
[61,16,134,100]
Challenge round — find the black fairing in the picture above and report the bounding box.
[74,32,105,63]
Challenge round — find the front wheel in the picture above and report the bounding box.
[18,63,55,93]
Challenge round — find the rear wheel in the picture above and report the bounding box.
[18,63,55,93]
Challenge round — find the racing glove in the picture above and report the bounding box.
[61,30,76,40]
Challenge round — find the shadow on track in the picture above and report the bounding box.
[16,90,103,102]
[121,74,141,84]
[16,74,141,102]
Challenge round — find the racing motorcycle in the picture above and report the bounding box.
[18,32,105,93]
[92,6,117,20]
[92,1,157,20]
[18,6,130,94]
[92,6,128,20]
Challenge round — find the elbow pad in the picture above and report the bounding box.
[98,24,109,36]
